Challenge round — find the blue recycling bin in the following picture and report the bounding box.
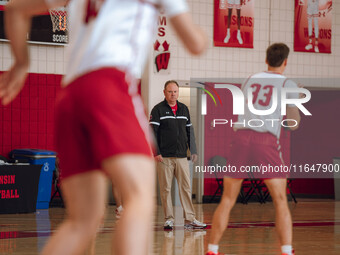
[10,149,57,209]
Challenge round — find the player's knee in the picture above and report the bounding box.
[137,182,155,198]
[272,193,288,207]
[220,195,236,209]
[66,215,102,238]
[125,196,154,217]
[125,185,154,208]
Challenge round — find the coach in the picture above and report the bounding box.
[149,80,206,230]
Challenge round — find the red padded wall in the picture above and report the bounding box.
[0,72,62,158]
[290,90,340,196]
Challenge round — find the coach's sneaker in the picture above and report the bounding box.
[314,45,319,53]
[184,219,207,229]
[164,230,174,238]
[224,29,230,43]
[164,219,174,230]
[237,30,243,44]
[305,43,313,50]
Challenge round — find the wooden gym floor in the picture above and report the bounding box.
[1,200,340,254]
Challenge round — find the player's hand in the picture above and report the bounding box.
[155,155,163,162]
[0,63,28,105]
[297,83,306,98]
[191,154,198,163]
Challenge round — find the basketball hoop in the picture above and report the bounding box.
[49,7,68,33]
[219,0,227,9]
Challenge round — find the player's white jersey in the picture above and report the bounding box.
[45,0,188,86]
[307,0,319,17]
[234,71,299,138]
[228,0,241,9]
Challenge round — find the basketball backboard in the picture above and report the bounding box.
[0,0,68,45]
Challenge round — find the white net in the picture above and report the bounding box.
[49,7,68,33]
[219,0,227,9]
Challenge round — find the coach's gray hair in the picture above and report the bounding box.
[164,80,179,90]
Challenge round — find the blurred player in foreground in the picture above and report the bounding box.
[0,0,207,254]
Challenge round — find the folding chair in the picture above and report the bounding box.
[287,179,297,203]
[246,178,297,204]
[240,171,267,204]
[240,179,267,204]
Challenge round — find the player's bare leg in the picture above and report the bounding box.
[41,171,107,255]
[305,17,314,50]
[113,185,122,208]
[236,9,243,44]
[102,154,155,255]
[87,210,107,255]
[224,8,233,43]
[314,38,319,53]
[85,238,97,255]
[113,185,123,218]
[208,178,243,250]
[264,178,293,254]
[314,16,319,52]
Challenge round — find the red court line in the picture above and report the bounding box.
[1,221,340,240]
[0,231,50,239]
[154,220,340,231]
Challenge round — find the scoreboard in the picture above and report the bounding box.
[0,5,68,46]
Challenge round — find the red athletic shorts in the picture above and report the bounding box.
[55,68,153,179]
[226,129,287,179]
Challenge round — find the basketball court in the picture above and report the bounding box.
[1,201,340,254]
[1,0,340,254]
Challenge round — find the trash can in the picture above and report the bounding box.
[10,149,57,209]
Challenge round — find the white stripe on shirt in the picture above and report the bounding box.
[160,116,176,120]
[176,116,188,120]
[150,121,160,125]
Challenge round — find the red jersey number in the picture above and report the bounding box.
[250,84,274,107]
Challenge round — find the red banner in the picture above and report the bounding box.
[153,14,171,74]
[294,0,332,54]
[214,0,254,48]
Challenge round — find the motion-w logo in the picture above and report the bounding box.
[196,82,223,115]
[195,82,311,116]
[154,40,170,73]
